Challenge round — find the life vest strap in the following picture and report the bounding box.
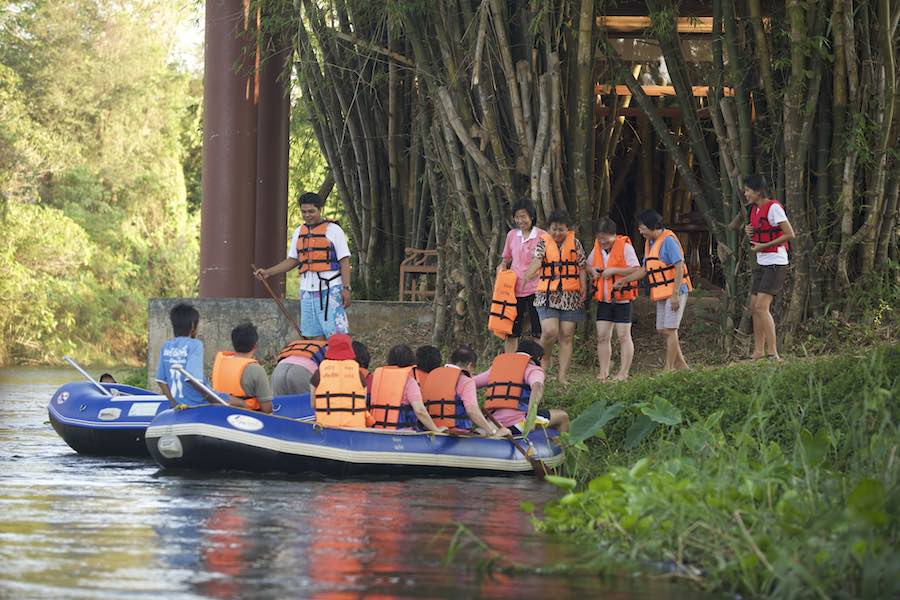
[485,380,528,401]
[319,391,367,414]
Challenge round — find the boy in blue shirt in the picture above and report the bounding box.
[156,303,205,405]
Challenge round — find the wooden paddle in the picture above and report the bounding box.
[154,378,178,408]
[487,413,549,479]
[171,365,229,406]
[252,264,303,337]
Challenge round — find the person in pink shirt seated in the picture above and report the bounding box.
[497,198,546,353]
[473,339,569,435]
[368,344,445,433]
[271,338,328,396]
[421,346,512,438]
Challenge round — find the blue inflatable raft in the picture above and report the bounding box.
[48,381,313,457]
[145,404,565,477]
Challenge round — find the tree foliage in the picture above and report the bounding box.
[0,0,201,364]
[286,0,899,348]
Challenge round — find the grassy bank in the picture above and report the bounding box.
[530,345,899,598]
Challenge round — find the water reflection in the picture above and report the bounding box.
[0,368,707,599]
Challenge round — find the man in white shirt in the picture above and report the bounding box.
[255,192,352,339]
[743,175,795,360]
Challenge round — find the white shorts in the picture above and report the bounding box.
[656,291,688,330]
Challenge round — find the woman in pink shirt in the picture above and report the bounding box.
[497,199,546,353]
[473,339,569,435]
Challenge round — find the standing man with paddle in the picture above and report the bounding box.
[254,192,352,339]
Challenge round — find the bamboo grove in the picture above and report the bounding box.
[271,0,899,347]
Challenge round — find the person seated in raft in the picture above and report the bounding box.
[414,345,442,386]
[421,346,511,438]
[271,337,327,396]
[99,373,117,384]
[309,333,369,428]
[473,339,569,435]
[369,344,446,433]
[211,322,273,413]
[352,340,373,389]
[155,303,206,406]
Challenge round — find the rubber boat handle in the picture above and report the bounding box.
[63,356,112,397]
[171,365,229,405]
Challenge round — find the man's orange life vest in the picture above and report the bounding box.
[277,339,327,363]
[592,236,638,302]
[314,359,368,428]
[539,232,581,293]
[483,353,532,413]
[296,222,340,274]
[644,229,694,302]
[488,270,518,340]
[212,352,260,411]
[421,366,472,430]
[368,366,417,429]
[749,200,788,253]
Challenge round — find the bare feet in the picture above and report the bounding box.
[558,376,570,386]
[596,374,609,382]
[612,373,629,381]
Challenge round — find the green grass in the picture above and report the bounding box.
[529,345,900,598]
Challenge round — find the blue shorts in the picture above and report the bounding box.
[535,306,585,323]
[300,285,349,338]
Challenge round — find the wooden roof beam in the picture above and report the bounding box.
[595,84,734,97]
[597,16,713,34]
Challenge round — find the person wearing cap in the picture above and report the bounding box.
[309,333,368,428]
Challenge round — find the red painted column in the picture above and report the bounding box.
[200,0,258,298]
[253,41,291,298]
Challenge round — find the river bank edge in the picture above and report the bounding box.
[524,344,899,599]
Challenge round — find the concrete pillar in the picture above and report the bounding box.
[253,41,291,298]
[200,0,258,298]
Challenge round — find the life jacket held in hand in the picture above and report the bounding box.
[314,359,368,428]
[644,229,693,302]
[483,353,532,413]
[539,232,581,293]
[488,270,518,340]
[421,366,472,430]
[750,200,788,253]
[368,366,417,430]
[277,339,327,364]
[212,352,260,411]
[592,236,638,302]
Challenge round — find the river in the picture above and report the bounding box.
[0,367,707,599]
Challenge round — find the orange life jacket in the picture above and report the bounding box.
[539,232,581,293]
[368,366,417,429]
[421,366,472,430]
[644,229,694,302]
[296,221,340,274]
[211,352,261,411]
[483,353,532,413]
[488,269,518,340]
[277,339,327,363]
[314,359,368,428]
[592,236,638,302]
[750,200,788,253]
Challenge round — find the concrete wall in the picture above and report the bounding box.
[147,298,433,383]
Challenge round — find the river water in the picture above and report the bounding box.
[0,368,705,599]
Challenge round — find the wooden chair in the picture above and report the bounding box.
[398,248,438,301]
